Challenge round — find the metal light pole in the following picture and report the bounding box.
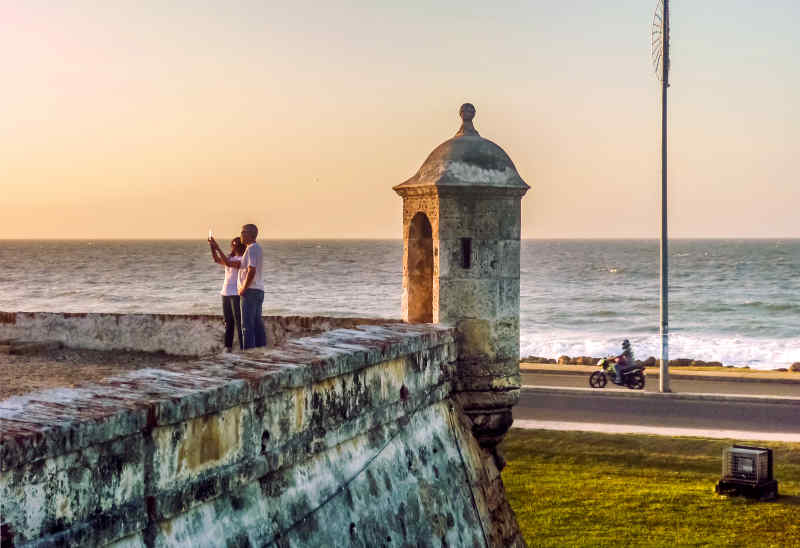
[652,0,671,392]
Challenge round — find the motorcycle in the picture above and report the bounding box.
[589,358,645,390]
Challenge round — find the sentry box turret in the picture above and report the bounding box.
[715,445,778,500]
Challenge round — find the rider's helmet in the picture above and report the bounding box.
[621,339,633,361]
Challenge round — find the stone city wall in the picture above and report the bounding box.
[1,316,523,547]
[0,311,400,356]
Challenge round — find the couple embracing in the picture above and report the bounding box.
[208,223,266,351]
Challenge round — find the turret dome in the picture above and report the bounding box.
[393,103,529,193]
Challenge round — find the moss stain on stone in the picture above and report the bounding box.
[177,407,241,474]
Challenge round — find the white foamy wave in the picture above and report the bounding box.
[520,331,800,370]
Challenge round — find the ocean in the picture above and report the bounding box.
[1,239,798,370]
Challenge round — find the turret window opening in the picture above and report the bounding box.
[460,238,472,269]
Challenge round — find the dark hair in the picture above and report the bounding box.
[230,237,246,256]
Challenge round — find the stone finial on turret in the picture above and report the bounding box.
[455,103,479,137]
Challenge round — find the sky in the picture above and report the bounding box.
[1,1,798,239]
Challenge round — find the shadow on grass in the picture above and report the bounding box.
[774,494,800,506]
[721,494,800,506]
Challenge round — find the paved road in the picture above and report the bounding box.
[515,373,800,440]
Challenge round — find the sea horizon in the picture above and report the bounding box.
[2,239,798,370]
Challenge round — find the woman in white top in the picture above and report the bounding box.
[209,236,246,351]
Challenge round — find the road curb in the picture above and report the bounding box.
[521,385,800,406]
[520,365,800,385]
[510,420,800,442]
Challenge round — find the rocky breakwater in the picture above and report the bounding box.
[523,355,732,368]
[1,319,524,547]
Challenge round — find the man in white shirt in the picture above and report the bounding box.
[237,223,267,349]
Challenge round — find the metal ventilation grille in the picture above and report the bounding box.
[723,447,769,484]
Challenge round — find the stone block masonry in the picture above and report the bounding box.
[1,315,524,547]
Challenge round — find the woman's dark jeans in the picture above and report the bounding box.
[222,295,243,350]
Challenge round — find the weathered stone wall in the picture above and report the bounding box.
[1,317,523,547]
[396,188,524,451]
[437,191,523,448]
[0,311,399,356]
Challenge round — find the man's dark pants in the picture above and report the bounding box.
[240,288,267,349]
[221,295,243,350]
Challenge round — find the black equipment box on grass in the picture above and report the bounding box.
[715,445,778,501]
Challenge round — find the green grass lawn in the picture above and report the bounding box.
[501,429,800,547]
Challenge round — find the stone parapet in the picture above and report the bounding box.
[0,311,399,356]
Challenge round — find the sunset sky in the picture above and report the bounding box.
[2,1,798,240]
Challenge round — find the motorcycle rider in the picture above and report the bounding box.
[611,339,635,384]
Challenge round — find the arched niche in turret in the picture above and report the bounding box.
[407,212,434,323]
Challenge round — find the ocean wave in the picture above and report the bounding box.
[686,304,734,313]
[739,301,800,313]
[589,310,619,318]
[520,331,800,370]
